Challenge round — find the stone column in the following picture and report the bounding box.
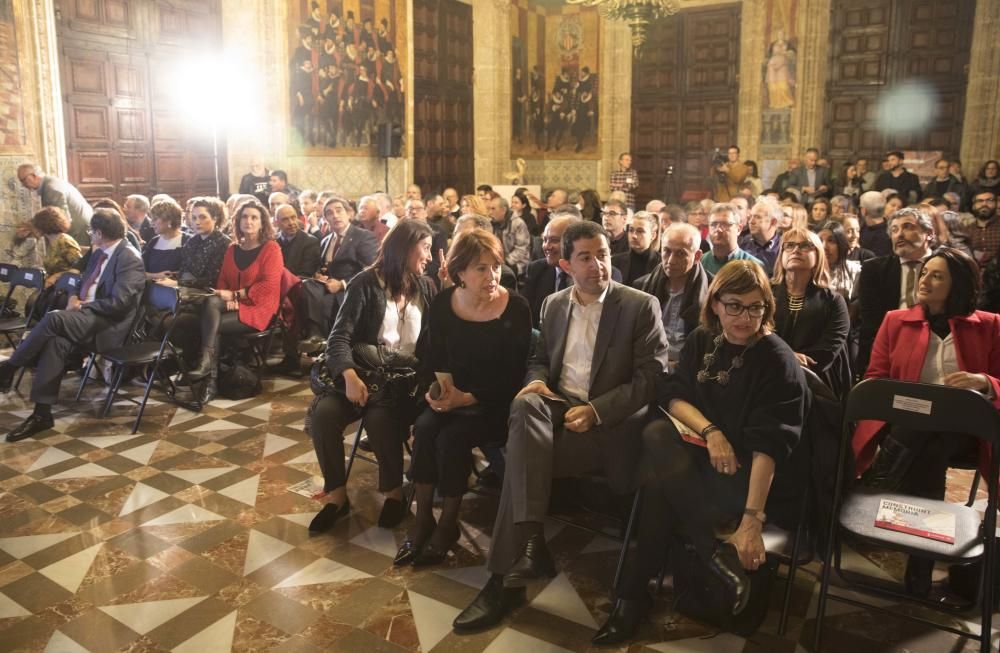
[473,0,512,187]
[736,0,766,161]
[960,0,1000,172]
[792,0,831,153]
[598,19,632,195]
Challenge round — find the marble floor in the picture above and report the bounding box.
[0,368,997,652]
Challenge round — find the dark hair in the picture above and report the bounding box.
[744,160,759,177]
[887,150,904,160]
[809,197,832,220]
[512,190,534,220]
[579,189,602,222]
[232,199,275,243]
[31,206,70,235]
[270,169,289,183]
[191,197,227,231]
[925,247,980,318]
[149,199,183,230]
[729,145,741,153]
[977,160,1000,180]
[816,220,850,271]
[561,220,609,260]
[90,207,127,241]
[374,219,434,298]
[446,230,504,286]
[92,197,127,222]
[476,184,493,193]
[700,260,776,335]
[664,204,686,223]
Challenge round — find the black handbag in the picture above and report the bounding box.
[670,541,776,636]
[310,344,419,407]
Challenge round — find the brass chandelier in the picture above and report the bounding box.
[566,0,679,55]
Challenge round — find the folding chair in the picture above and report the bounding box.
[814,379,1000,653]
[11,273,83,392]
[0,267,45,349]
[79,284,186,433]
[0,263,19,314]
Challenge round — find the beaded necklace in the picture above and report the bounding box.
[696,333,759,385]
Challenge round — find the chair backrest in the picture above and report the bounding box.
[10,267,45,293]
[52,272,82,295]
[846,378,1000,447]
[144,283,179,314]
[0,264,18,284]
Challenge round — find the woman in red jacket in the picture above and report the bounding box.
[188,199,284,402]
[854,246,1000,595]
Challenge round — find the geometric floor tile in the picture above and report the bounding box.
[189,419,245,432]
[435,565,491,590]
[408,591,461,652]
[0,532,78,558]
[285,450,319,465]
[279,512,319,528]
[119,483,170,516]
[142,504,225,526]
[481,628,575,653]
[262,433,297,457]
[272,557,370,587]
[43,630,89,653]
[529,572,598,628]
[0,591,32,618]
[172,610,237,653]
[243,530,295,576]
[118,441,160,465]
[580,534,621,554]
[168,409,202,428]
[349,526,398,558]
[165,467,237,485]
[76,434,143,450]
[45,462,118,480]
[26,446,76,472]
[217,474,260,506]
[647,633,748,652]
[37,542,103,593]
[99,596,207,634]
[243,403,271,421]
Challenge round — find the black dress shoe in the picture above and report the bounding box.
[708,543,751,615]
[453,574,526,633]
[592,597,649,646]
[378,498,407,528]
[6,413,55,443]
[308,501,350,533]
[503,534,556,588]
[394,537,425,566]
[412,540,453,567]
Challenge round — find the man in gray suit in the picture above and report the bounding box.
[17,163,93,246]
[0,209,145,442]
[786,148,832,203]
[453,220,669,633]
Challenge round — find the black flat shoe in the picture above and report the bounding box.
[378,498,407,529]
[592,597,649,646]
[412,530,460,568]
[394,537,425,566]
[6,413,54,443]
[708,543,751,615]
[503,534,556,588]
[308,500,350,533]
[453,574,526,633]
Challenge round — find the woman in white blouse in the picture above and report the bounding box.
[305,220,437,533]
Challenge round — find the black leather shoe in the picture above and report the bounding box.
[453,574,526,633]
[6,413,55,443]
[861,436,915,492]
[0,363,16,393]
[592,597,649,646]
[412,540,453,567]
[708,543,751,615]
[200,377,218,405]
[297,335,326,355]
[394,537,425,566]
[503,534,556,588]
[308,501,350,533]
[378,498,407,528]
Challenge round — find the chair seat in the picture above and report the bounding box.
[839,490,984,562]
[0,318,27,332]
[102,342,177,366]
[763,523,813,564]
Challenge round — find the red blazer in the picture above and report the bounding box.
[852,306,1000,477]
[215,240,284,331]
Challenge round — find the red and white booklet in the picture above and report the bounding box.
[659,407,707,448]
[874,498,956,544]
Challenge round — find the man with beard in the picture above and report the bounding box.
[875,150,923,205]
[967,190,1000,267]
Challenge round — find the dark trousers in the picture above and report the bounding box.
[408,408,494,498]
[9,308,109,404]
[201,295,255,345]
[618,418,749,599]
[306,392,409,493]
[892,427,977,500]
[299,279,340,337]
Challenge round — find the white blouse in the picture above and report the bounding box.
[378,293,422,357]
[918,332,959,385]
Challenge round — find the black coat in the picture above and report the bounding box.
[856,254,903,374]
[634,263,711,338]
[319,224,378,285]
[612,247,659,287]
[279,229,321,277]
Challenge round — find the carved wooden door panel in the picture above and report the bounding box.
[631,6,741,206]
[413,0,474,195]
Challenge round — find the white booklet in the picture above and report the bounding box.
[287,476,325,500]
[874,498,956,544]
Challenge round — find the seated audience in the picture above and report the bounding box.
[306,220,437,533]
[269,169,300,198]
[855,247,1000,596]
[875,151,922,205]
[275,203,321,278]
[858,191,892,257]
[299,189,319,233]
[771,227,852,398]
[579,189,602,223]
[840,214,875,262]
[92,198,143,252]
[809,197,831,226]
[510,190,539,237]
[701,203,764,275]
[635,222,710,369]
[0,209,145,441]
[399,230,531,567]
[124,194,155,244]
[31,207,81,288]
[857,207,934,374]
[453,221,668,634]
[520,207,581,327]
[787,148,832,202]
[599,261,807,645]
[356,194,390,243]
[487,195,531,277]
[885,192,905,216]
[611,210,659,286]
[968,189,999,268]
[186,199,283,403]
[739,197,783,276]
[602,199,630,256]
[924,157,966,200]
[968,160,999,205]
[817,221,862,305]
[158,197,231,291]
[424,194,455,239]
[142,199,188,280]
[438,215,518,292]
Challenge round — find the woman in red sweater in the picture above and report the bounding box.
[188,199,284,402]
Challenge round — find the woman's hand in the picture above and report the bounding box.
[727,518,766,571]
[225,300,240,311]
[793,352,817,368]
[944,371,991,393]
[343,369,369,407]
[706,431,739,475]
[215,288,235,301]
[156,278,178,287]
[436,250,451,288]
[425,381,474,413]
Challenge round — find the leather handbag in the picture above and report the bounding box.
[310,344,418,407]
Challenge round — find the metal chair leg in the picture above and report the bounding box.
[612,488,642,593]
[344,420,365,483]
[100,365,125,418]
[132,362,160,434]
[967,471,982,507]
[75,354,96,401]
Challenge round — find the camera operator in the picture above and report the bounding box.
[712,145,749,202]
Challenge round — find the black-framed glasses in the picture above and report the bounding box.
[720,301,766,317]
[782,241,815,252]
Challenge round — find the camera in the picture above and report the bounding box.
[711,147,727,182]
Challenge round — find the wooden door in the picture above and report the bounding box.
[631,5,741,206]
[412,0,474,194]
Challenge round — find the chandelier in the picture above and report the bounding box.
[566,0,679,55]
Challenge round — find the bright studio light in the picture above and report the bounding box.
[876,80,936,134]
[165,52,261,132]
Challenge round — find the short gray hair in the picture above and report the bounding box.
[752,196,783,222]
[126,194,150,212]
[887,206,934,234]
[456,214,492,231]
[663,222,702,252]
[549,204,582,221]
[708,202,738,224]
[860,191,886,218]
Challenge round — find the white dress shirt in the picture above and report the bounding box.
[557,285,607,409]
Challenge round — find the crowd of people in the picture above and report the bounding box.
[3,149,1000,643]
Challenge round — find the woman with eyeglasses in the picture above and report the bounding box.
[770,226,852,399]
[595,261,808,645]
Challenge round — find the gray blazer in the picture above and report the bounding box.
[529,281,669,427]
[78,242,146,351]
[40,176,93,246]
[786,165,832,197]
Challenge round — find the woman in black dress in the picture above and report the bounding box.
[595,260,809,645]
[395,229,531,567]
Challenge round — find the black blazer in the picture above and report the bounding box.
[634,263,711,338]
[521,257,624,328]
[320,224,378,285]
[279,229,321,277]
[612,247,659,287]
[857,254,903,374]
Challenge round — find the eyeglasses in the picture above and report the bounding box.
[708,221,736,230]
[782,241,815,252]
[602,210,625,218]
[719,301,766,317]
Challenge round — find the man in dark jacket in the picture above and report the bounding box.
[611,210,659,286]
[275,203,321,277]
[874,150,923,205]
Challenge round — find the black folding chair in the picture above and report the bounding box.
[78,284,186,433]
[0,263,19,312]
[0,267,45,349]
[243,313,284,368]
[813,379,1000,653]
[11,273,84,392]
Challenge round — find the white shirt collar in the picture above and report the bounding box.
[569,283,609,308]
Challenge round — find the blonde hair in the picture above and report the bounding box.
[771,226,831,288]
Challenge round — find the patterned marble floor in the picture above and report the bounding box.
[0,367,997,652]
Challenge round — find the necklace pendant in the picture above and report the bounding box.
[702,353,716,366]
[717,371,730,385]
[696,370,709,383]
[731,356,743,369]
